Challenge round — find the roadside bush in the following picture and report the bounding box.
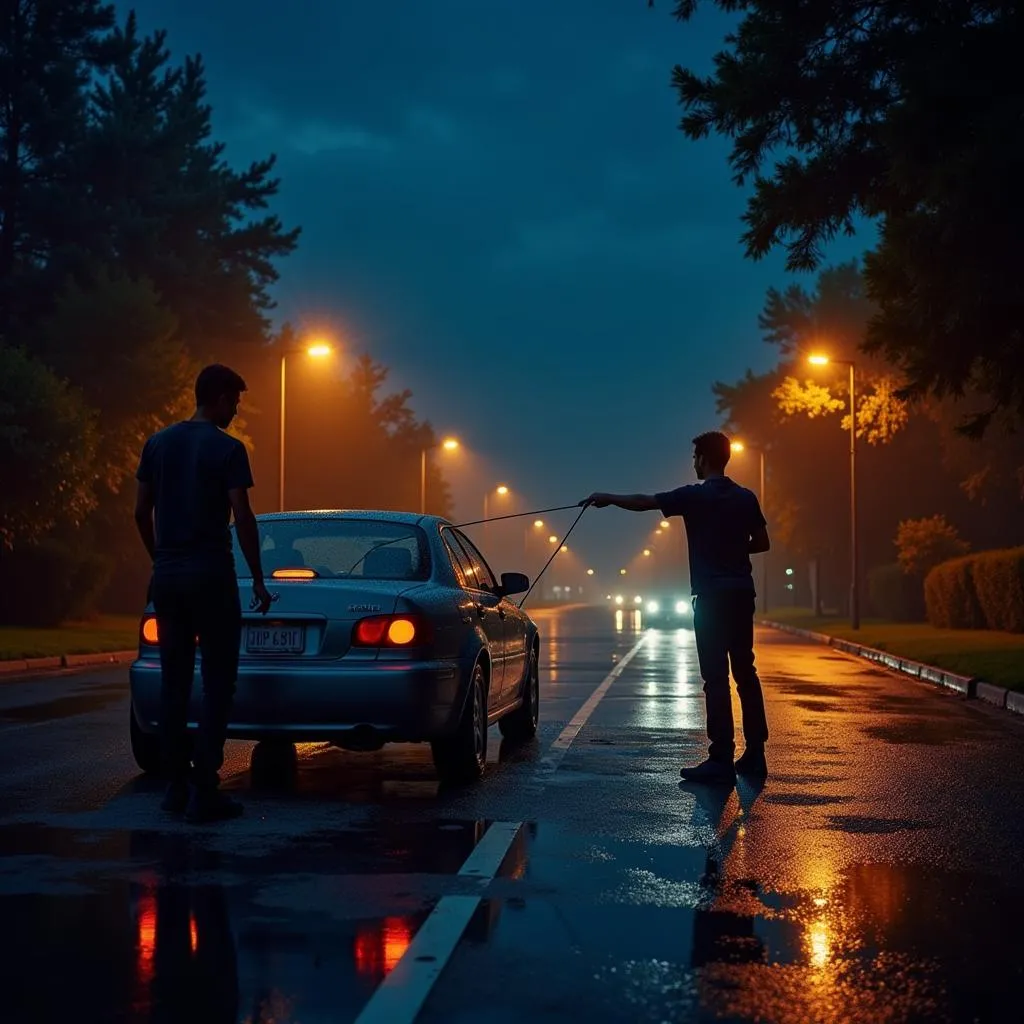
[972,547,1024,633]
[896,515,970,577]
[868,563,925,621]
[0,540,113,627]
[924,555,985,629]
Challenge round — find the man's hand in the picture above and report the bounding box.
[581,492,612,508]
[250,580,274,614]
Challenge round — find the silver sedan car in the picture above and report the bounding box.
[129,511,540,784]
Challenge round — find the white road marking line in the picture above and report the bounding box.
[355,631,649,1024]
[354,821,523,1024]
[538,631,648,774]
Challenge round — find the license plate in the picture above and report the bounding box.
[246,625,304,654]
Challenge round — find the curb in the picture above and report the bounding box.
[0,649,135,678]
[760,620,1019,716]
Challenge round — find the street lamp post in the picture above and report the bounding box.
[279,341,332,512]
[420,437,459,514]
[809,354,859,630]
[483,485,510,550]
[730,441,769,615]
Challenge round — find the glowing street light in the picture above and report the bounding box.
[280,339,335,511]
[643,549,651,557]
[619,568,627,575]
[808,352,860,630]
[587,568,595,575]
[420,436,460,514]
[548,535,558,544]
[659,520,670,529]
[534,519,544,528]
[560,545,568,553]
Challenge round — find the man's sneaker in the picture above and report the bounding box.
[160,779,190,814]
[735,748,768,778]
[679,758,736,784]
[185,787,244,824]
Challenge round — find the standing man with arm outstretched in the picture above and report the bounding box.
[583,431,771,784]
[134,364,273,823]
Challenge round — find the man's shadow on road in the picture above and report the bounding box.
[679,776,767,968]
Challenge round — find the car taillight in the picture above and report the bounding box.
[352,615,430,648]
[141,615,159,645]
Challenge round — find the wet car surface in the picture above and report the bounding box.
[1,607,1023,1022]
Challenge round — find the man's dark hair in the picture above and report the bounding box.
[195,364,247,407]
[692,430,732,471]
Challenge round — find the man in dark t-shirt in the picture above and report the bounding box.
[135,364,272,823]
[583,431,771,783]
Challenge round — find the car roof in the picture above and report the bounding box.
[255,509,455,527]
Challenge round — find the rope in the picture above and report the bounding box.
[452,501,592,610]
[453,503,582,528]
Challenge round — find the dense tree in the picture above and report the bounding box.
[82,14,300,354]
[0,345,97,548]
[662,0,1024,433]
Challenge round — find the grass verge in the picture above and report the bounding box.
[0,615,138,661]
[765,608,1024,692]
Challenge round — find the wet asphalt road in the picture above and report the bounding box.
[2,606,1024,1024]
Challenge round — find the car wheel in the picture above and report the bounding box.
[129,703,162,775]
[498,646,539,742]
[431,661,487,784]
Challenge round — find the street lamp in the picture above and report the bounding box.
[730,440,769,615]
[808,353,859,630]
[524,519,545,557]
[280,340,333,512]
[420,436,459,514]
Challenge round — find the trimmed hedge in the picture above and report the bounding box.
[925,547,1024,632]
[867,563,925,622]
[972,548,1024,633]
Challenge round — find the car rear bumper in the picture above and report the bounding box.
[129,655,467,743]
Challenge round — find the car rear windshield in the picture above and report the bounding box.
[232,518,431,581]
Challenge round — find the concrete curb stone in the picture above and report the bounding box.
[760,619,1007,708]
[1007,691,1024,716]
[974,681,1009,709]
[0,649,135,678]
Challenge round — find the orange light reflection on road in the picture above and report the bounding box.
[136,889,157,984]
[190,912,198,954]
[354,917,414,978]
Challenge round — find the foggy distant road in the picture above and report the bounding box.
[1,606,1022,1023]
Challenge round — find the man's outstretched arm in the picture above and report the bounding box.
[582,492,661,513]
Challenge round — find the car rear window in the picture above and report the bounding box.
[232,518,430,581]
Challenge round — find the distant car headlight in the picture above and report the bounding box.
[614,595,624,606]
[646,600,660,613]
[674,600,689,615]
[633,595,642,605]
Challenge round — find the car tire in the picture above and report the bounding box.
[129,703,162,775]
[498,646,539,742]
[431,661,487,785]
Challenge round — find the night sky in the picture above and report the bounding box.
[119,0,867,579]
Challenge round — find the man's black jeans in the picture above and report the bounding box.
[692,589,769,764]
[151,572,241,791]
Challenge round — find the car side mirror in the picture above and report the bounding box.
[499,571,530,597]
